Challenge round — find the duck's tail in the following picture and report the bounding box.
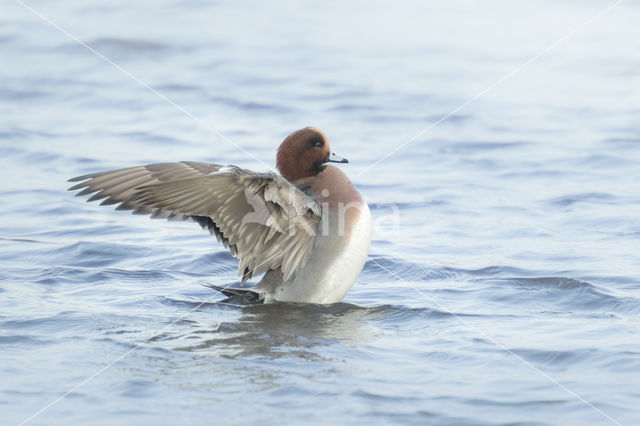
[208,284,265,304]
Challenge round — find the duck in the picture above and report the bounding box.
[68,127,372,304]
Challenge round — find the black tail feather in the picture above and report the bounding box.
[208,284,264,304]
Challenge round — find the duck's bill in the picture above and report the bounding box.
[327,153,349,163]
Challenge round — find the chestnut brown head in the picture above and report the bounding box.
[276,127,347,182]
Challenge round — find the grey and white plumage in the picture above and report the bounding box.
[69,161,321,284]
[69,127,372,304]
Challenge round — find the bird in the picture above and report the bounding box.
[68,127,372,304]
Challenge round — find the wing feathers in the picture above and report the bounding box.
[69,162,321,282]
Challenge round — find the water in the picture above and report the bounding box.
[1,0,639,424]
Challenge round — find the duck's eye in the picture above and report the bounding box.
[310,137,324,148]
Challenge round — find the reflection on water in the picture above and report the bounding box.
[152,301,384,358]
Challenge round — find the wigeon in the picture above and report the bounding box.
[69,127,372,304]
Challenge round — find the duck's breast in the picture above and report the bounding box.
[272,199,372,303]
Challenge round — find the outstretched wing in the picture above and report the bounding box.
[69,162,321,282]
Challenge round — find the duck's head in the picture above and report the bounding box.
[276,127,348,182]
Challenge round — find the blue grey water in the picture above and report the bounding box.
[1,0,639,424]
